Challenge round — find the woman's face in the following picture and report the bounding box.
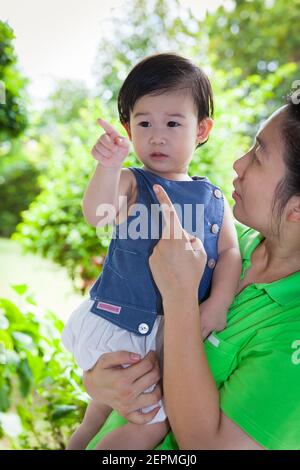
[232,107,287,235]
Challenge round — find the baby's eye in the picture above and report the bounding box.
[139,121,151,128]
[167,121,180,127]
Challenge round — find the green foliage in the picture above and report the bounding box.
[0,141,41,237]
[0,285,87,449]
[0,22,28,141]
[2,0,299,449]
[0,22,32,237]
[12,100,138,290]
[94,0,208,107]
[40,79,90,125]
[207,0,300,77]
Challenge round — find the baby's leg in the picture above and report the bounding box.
[66,400,112,450]
[94,419,170,450]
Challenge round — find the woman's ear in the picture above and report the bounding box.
[196,118,214,145]
[122,122,132,140]
[287,196,300,223]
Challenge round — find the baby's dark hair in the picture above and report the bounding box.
[117,53,214,127]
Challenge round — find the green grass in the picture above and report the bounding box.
[0,237,84,321]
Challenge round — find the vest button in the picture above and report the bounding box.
[213,189,222,199]
[211,223,220,234]
[138,323,149,335]
[207,258,216,269]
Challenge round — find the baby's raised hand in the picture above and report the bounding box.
[92,118,130,168]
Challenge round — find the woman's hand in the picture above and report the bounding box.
[149,185,207,304]
[83,350,162,425]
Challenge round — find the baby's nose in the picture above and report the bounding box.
[149,131,166,145]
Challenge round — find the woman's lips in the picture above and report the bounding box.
[232,190,242,201]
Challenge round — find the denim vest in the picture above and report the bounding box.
[89,167,224,336]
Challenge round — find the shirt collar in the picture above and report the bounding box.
[240,227,264,261]
[255,273,300,306]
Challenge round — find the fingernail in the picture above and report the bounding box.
[130,353,141,361]
[153,185,160,194]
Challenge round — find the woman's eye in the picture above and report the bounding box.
[139,121,151,128]
[167,121,180,127]
[252,148,260,163]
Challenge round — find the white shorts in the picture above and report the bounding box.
[62,298,166,424]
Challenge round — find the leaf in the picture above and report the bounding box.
[24,295,37,306]
[12,332,33,348]
[0,379,10,412]
[17,358,33,397]
[11,284,28,296]
[0,330,14,350]
[0,298,24,323]
[51,405,78,420]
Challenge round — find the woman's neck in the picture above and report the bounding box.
[259,235,300,277]
[238,235,300,292]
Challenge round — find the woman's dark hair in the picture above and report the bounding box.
[117,53,214,127]
[272,99,300,232]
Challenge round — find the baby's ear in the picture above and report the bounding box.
[196,118,214,144]
[122,122,132,140]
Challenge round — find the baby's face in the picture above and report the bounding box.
[128,90,203,176]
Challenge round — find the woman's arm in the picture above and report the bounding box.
[163,295,262,449]
[149,184,263,450]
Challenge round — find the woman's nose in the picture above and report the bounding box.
[233,153,248,177]
[233,157,241,175]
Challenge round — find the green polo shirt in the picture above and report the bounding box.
[86,223,300,450]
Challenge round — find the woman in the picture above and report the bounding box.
[83,101,300,450]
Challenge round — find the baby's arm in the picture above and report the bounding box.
[200,197,241,339]
[82,118,135,227]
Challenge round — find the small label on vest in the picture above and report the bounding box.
[97,302,121,314]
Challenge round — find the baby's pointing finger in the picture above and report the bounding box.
[97,118,120,139]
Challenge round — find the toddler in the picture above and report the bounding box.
[62,53,241,450]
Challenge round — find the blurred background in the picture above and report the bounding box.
[0,0,299,449]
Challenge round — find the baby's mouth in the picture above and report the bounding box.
[150,152,169,159]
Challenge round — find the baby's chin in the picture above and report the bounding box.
[139,156,172,171]
[140,161,173,177]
